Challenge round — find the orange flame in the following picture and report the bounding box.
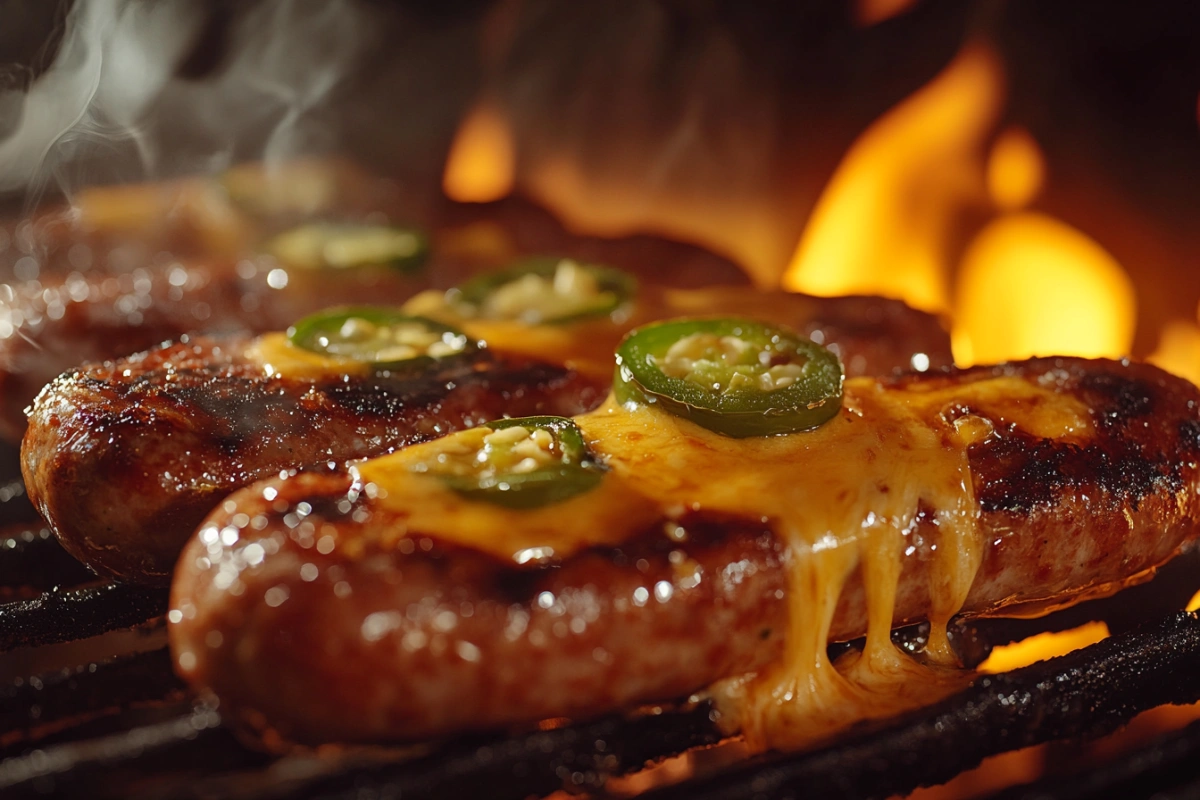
[855,0,920,26]
[952,213,1136,365]
[1150,320,1200,386]
[977,621,1110,675]
[443,100,516,203]
[986,126,1045,211]
[783,44,1004,312]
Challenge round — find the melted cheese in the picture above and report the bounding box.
[345,371,1092,751]
[355,430,660,563]
[250,285,855,381]
[403,289,628,379]
[245,333,370,379]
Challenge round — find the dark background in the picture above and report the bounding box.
[0,0,1198,351]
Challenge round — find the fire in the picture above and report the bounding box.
[977,621,1110,675]
[442,100,516,203]
[783,44,1003,312]
[855,0,920,26]
[952,213,1136,366]
[986,126,1045,211]
[1150,320,1200,386]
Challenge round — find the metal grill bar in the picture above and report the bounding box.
[0,704,269,800]
[989,718,1200,800]
[636,612,1200,800]
[0,583,168,651]
[287,703,722,800]
[1,648,185,750]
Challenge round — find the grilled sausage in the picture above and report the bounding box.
[0,257,433,442]
[21,284,951,585]
[22,337,605,584]
[168,357,1200,744]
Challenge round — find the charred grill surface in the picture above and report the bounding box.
[640,612,1200,800]
[5,610,1200,799]
[169,357,1200,743]
[0,584,168,651]
[22,336,604,584]
[1,649,185,752]
[991,718,1200,800]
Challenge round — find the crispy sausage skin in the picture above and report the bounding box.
[22,338,605,584]
[169,357,1200,744]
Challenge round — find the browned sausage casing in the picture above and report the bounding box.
[22,338,605,584]
[0,258,439,443]
[168,357,1200,744]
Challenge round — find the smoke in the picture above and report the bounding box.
[0,0,383,205]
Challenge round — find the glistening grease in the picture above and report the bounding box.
[357,375,1093,751]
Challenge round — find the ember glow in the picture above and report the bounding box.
[442,100,515,203]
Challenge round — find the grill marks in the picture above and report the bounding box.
[888,359,1198,515]
[22,336,605,584]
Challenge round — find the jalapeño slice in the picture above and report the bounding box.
[287,307,475,370]
[448,256,636,324]
[267,222,428,272]
[614,318,844,438]
[430,417,604,509]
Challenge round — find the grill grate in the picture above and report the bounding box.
[2,550,1200,798]
[991,718,1200,800]
[0,583,168,651]
[638,611,1200,800]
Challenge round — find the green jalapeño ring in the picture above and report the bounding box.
[614,318,844,438]
[435,416,605,509]
[287,307,476,371]
[267,222,429,272]
[447,256,637,324]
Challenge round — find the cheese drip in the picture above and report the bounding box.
[347,373,1090,751]
[577,375,1090,751]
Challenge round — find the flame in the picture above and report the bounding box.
[855,0,919,26]
[952,213,1136,365]
[1184,587,1200,613]
[986,126,1045,210]
[443,100,516,203]
[783,44,1003,312]
[978,621,1110,675]
[1150,320,1200,386]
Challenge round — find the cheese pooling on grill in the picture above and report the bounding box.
[354,374,1092,750]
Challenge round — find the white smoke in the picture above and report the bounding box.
[0,0,383,205]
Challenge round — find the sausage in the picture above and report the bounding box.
[168,357,1200,744]
[21,284,952,585]
[22,337,605,584]
[0,256,435,443]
